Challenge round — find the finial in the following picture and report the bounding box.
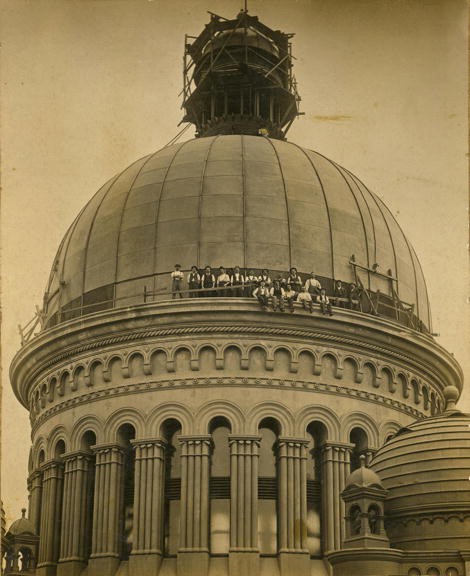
[359,454,366,468]
[443,385,459,411]
[21,508,26,518]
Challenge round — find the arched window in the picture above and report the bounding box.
[257,418,280,555]
[349,428,368,471]
[116,424,136,560]
[305,422,327,555]
[162,419,182,556]
[348,504,362,537]
[209,417,231,554]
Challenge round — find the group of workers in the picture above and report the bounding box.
[171,265,362,315]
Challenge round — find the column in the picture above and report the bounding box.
[278,438,309,576]
[228,436,260,576]
[87,444,125,576]
[129,438,166,576]
[177,435,212,576]
[28,470,43,536]
[56,451,93,576]
[321,442,353,552]
[36,460,64,576]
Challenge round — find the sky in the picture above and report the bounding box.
[1,0,468,525]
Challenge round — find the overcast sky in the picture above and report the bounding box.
[1,0,468,524]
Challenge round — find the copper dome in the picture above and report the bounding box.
[43,135,431,328]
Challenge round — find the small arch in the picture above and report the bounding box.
[48,377,57,402]
[422,386,430,411]
[247,345,267,373]
[343,357,359,382]
[321,353,338,379]
[381,367,395,392]
[147,402,193,436]
[174,346,192,372]
[223,345,242,372]
[408,569,422,576]
[397,372,410,399]
[273,347,292,374]
[72,365,86,390]
[445,568,459,576]
[297,350,316,377]
[150,349,167,375]
[430,391,437,415]
[348,504,362,536]
[108,356,123,382]
[199,345,217,372]
[411,379,421,404]
[58,370,70,395]
[195,400,244,435]
[89,360,104,387]
[128,353,145,378]
[363,362,378,388]
[367,504,380,534]
[246,401,294,436]
[426,568,441,576]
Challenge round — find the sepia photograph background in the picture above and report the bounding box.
[1,0,468,526]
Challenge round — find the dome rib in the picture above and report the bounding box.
[290,142,335,278]
[114,150,166,286]
[152,139,193,283]
[241,135,247,269]
[267,138,293,270]
[317,153,373,286]
[199,135,222,267]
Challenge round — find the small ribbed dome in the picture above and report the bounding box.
[43,136,431,328]
[345,456,383,489]
[8,509,35,536]
[371,410,470,550]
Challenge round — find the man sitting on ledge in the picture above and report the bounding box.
[253,279,270,310]
[297,285,314,313]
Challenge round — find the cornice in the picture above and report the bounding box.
[10,300,463,408]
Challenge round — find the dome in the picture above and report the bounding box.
[371,410,470,549]
[43,135,431,328]
[7,510,36,537]
[345,456,383,490]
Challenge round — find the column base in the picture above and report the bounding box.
[229,550,259,576]
[279,550,310,576]
[177,550,209,576]
[36,564,57,576]
[87,555,120,576]
[56,560,87,576]
[128,552,162,575]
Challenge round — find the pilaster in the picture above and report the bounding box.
[128,438,166,576]
[36,460,64,576]
[87,444,125,576]
[278,437,310,576]
[228,436,261,576]
[57,451,93,576]
[321,442,353,552]
[177,435,212,576]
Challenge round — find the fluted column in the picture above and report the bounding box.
[321,442,353,552]
[128,438,166,576]
[177,435,212,576]
[278,438,309,576]
[228,436,260,576]
[87,444,125,576]
[56,451,93,576]
[28,470,43,536]
[36,460,64,576]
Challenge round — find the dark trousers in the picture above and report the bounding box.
[172,279,183,299]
